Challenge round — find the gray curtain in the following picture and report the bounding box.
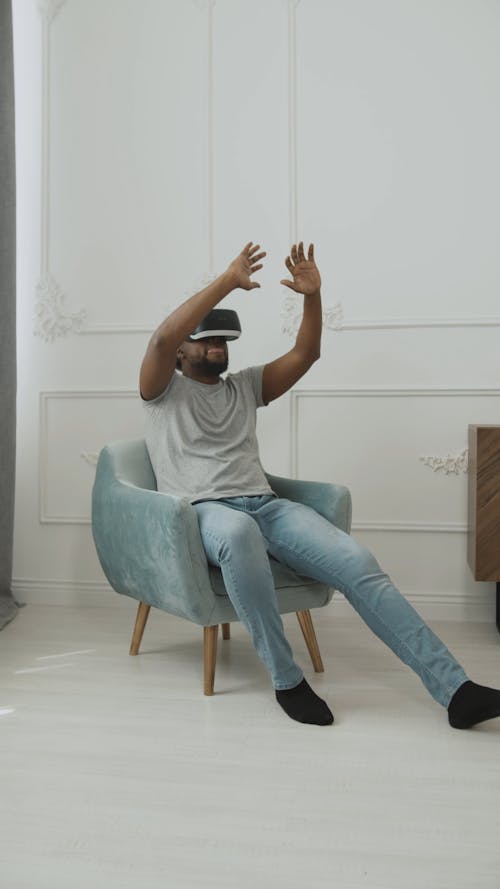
[0,0,19,630]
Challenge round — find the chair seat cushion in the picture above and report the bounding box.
[207,558,333,623]
[209,556,320,596]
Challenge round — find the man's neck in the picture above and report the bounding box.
[181,368,221,385]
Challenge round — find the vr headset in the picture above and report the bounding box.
[187,308,241,342]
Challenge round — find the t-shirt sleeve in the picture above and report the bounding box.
[140,372,178,407]
[232,365,267,408]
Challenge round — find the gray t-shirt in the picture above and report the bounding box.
[143,365,274,503]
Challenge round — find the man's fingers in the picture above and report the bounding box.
[291,244,298,263]
[297,241,305,262]
[285,256,294,272]
[280,279,296,290]
[248,243,261,256]
[251,251,266,264]
[250,263,263,274]
[249,282,261,289]
[308,243,314,261]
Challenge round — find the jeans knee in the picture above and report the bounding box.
[217,512,263,560]
[344,539,381,580]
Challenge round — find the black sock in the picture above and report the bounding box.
[275,678,334,726]
[448,680,500,729]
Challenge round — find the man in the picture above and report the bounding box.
[140,241,500,727]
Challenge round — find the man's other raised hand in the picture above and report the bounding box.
[280,242,321,296]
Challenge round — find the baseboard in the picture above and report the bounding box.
[12,578,135,609]
[12,577,495,623]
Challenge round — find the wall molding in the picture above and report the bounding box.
[39,389,138,524]
[80,323,155,336]
[339,316,500,331]
[35,0,86,342]
[35,0,215,339]
[286,0,500,333]
[12,577,130,608]
[288,0,299,245]
[37,1,500,337]
[281,295,500,336]
[353,520,468,533]
[206,0,215,274]
[290,386,500,532]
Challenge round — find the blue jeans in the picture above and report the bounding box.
[194,495,468,706]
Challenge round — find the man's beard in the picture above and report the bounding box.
[193,355,228,377]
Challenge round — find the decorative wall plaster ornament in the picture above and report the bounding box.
[182,272,219,300]
[38,0,67,23]
[80,452,99,467]
[162,272,219,328]
[281,294,302,337]
[323,302,344,331]
[281,294,343,337]
[419,449,469,475]
[34,275,87,342]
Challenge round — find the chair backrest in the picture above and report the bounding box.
[106,438,157,491]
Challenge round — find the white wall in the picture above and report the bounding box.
[13,0,500,619]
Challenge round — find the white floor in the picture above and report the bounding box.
[1,599,500,889]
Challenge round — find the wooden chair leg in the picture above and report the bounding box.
[129,601,151,656]
[203,625,219,695]
[296,609,324,673]
[221,623,231,640]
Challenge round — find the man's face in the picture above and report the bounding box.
[178,336,229,378]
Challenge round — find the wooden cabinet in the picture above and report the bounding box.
[467,425,500,630]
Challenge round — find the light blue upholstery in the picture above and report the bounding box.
[91,439,352,628]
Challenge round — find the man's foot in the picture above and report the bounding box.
[275,678,334,725]
[448,680,500,729]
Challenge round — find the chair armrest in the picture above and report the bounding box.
[92,448,216,625]
[265,472,352,534]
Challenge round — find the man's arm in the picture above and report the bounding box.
[140,242,265,401]
[262,242,322,404]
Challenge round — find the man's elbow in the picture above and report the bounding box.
[309,347,321,365]
[151,329,177,357]
[294,344,321,370]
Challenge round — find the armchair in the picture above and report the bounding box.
[91,439,352,695]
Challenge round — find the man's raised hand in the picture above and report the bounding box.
[280,242,321,296]
[227,242,266,291]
